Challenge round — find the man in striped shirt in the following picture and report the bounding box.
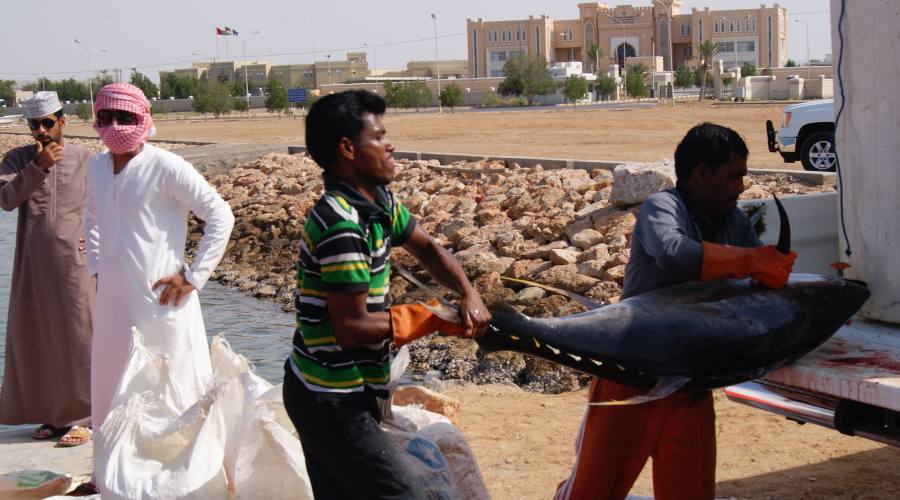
[283,90,491,499]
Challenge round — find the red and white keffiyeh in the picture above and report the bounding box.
[93,82,155,154]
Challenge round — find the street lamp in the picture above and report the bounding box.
[238,35,250,109]
[364,42,377,74]
[431,13,442,113]
[73,38,95,118]
[326,54,332,85]
[794,19,811,80]
[603,14,627,70]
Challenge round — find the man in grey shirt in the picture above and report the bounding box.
[556,123,796,500]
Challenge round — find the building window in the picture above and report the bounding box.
[516,25,525,42]
[698,18,703,42]
[473,29,478,75]
[536,27,541,54]
[683,45,692,57]
[561,27,573,41]
[736,17,742,32]
[752,17,757,32]
[681,22,691,37]
[730,18,735,32]
[490,69,504,77]
[767,16,773,67]
[737,40,755,52]
[584,22,595,44]
[488,30,497,43]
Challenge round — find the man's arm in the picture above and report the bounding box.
[0,147,50,211]
[154,157,235,306]
[324,291,392,349]
[83,161,100,277]
[401,225,491,338]
[637,194,704,280]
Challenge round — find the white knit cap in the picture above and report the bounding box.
[23,91,63,118]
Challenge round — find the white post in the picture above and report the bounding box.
[74,38,94,118]
[241,37,250,110]
[431,13,442,113]
[795,19,811,80]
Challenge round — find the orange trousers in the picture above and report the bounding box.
[554,378,716,500]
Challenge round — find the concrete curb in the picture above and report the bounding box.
[288,145,831,185]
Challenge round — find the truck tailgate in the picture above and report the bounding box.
[763,320,900,412]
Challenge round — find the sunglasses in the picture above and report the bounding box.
[27,117,59,131]
[96,109,138,127]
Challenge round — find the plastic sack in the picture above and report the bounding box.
[210,337,314,500]
[385,405,491,499]
[93,328,229,500]
[0,470,72,499]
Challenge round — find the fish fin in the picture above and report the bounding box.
[500,276,604,310]
[589,376,691,406]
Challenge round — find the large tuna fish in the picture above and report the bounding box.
[421,197,871,404]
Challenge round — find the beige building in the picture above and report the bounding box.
[467,1,789,77]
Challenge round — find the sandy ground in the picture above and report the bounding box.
[63,101,798,169]
[444,385,900,500]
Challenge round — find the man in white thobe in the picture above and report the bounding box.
[84,82,235,437]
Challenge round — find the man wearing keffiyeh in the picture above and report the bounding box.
[85,82,235,493]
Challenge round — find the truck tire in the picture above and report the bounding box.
[800,131,837,172]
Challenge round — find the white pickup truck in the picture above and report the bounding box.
[766,99,836,172]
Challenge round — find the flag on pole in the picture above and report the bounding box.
[216,26,238,36]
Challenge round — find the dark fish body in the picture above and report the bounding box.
[477,274,870,392]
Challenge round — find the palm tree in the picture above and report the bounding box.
[587,43,606,74]
[696,39,720,102]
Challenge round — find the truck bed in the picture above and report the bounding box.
[726,320,900,446]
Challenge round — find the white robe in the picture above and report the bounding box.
[84,144,234,430]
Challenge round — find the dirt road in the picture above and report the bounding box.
[65,101,796,169]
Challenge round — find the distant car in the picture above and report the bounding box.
[766,99,836,172]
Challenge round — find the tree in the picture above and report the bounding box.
[674,64,694,88]
[130,70,159,100]
[439,82,465,112]
[231,80,248,98]
[383,81,408,112]
[587,44,606,74]
[55,78,90,102]
[265,78,289,116]
[162,73,199,99]
[498,54,555,104]
[741,62,757,77]
[233,97,249,114]
[696,39,720,101]
[625,63,649,98]
[693,67,713,88]
[785,59,798,67]
[595,74,617,100]
[563,74,589,106]
[91,73,115,99]
[404,81,432,111]
[0,80,15,108]
[75,103,93,122]
[193,81,233,117]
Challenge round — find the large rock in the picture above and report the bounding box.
[570,228,605,250]
[537,264,600,294]
[392,385,461,425]
[549,247,581,265]
[609,161,676,207]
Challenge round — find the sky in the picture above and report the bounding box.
[0,0,831,84]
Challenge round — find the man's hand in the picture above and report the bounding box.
[458,291,492,339]
[152,272,195,307]
[34,139,63,170]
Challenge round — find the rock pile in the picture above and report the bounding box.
[207,152,834,393]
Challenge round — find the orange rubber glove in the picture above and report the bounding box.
[390,302,465,347]
[700,242,797,288]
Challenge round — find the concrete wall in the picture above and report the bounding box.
[742,75,833,101]
[832,0,900,323]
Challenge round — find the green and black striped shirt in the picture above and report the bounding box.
[287,174,415,396]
